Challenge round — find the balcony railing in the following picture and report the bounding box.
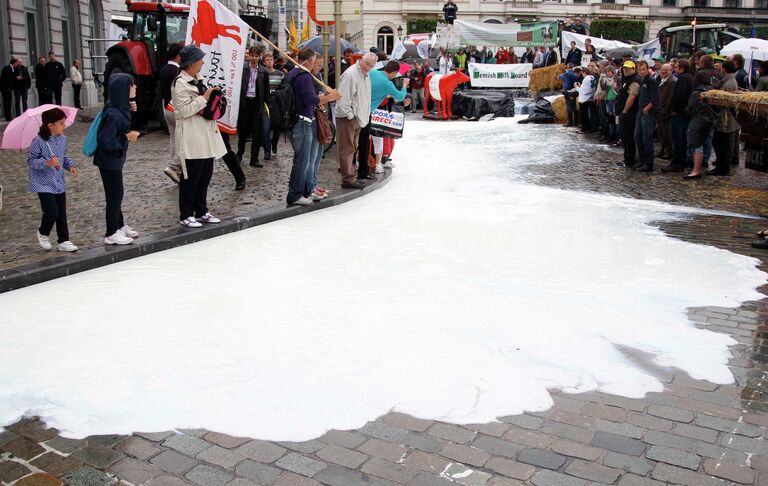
[682,5,768,17]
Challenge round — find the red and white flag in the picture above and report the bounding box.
[186,0,249,134]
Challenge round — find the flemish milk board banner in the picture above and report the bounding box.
[186,0,249,134]
[454,20,558,48]
[468,63,532,88]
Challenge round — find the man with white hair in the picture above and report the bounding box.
[656,63,676,160]
[336,52,376,189]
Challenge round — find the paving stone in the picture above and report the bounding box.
[319,430,367,449]
[541,422,594,444]
[382,413,434,432]
[751,455,768,472]
[485,457,535,480]
[589,432,645,456]
[530,469,586,486]
[464,422,511,438]
[671,423,719,442]
[235,459,281,484]
[720,433,768,456]
[626,413,674,433]
[595,420,643,439]
[439,443,491,467]
[688,390,740,408]
[114,435,163,460]
[275,452,327,477]
[2,436,46,459]
[316,444,369,469]
[0,460,31,483]
[45,436,87,454]
[146,476,191,486]
[314,464,367,486]
[600,396,646,412]
[642,392,676,406]
[60,465,114,486]
[178,428,210,438]
[442,463,491,486]
[0,430,19,447]
[15,472,63,486]
[401,450,450,474]
[645,445,701,470]
[276,440,326,454]
[408,473,455,486]
[601,451,653,475]
[361,458,419,484]
[185,464,235,486]
[503,428,553,449]
[616,474,665,486]
[163,434,212,456]
[746,413,768,428]
[427,423,476,444]
[471,435,523,459]
[499,415,544,430]
[86,434,128,449]
[71,447,126,468]
[9,419,59,442]
[236,440,288,463]
[703,458,755,484]
[226,479,257,486]
[564,459,621,484]
[695,414,764,438]
[646,405,694,423]
[651,462,726,486]
[675,398,742,420]
[546,410,596,429]
[488,478,526,486]
[136,431,176,442]
[204,432,251,449]
[369,480,400,486]
[150,450,200,475]
[580,403,628,423]
[693,442,750,465]
[197,445,245,469]
[550,440,602,461]
[641,430,695,451]
[272,472,322,486]
[107,456,163,484]
[517,448,567,470]
[30,451,82,476]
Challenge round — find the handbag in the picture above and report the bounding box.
[315,104,333,145]
[606,85,617,102]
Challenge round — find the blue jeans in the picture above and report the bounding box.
[686,127,713,165]
[287,120,317,203]
[307,119,323,192]
[606,101,619,140]
[260,111,271,158]
[634,111,656,167]
[671,114,689,167]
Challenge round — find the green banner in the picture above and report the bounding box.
[455,20,559,48]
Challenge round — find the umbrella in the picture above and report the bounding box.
[1,104,79,150]
[720,38,768,62]
[298,35,356,55]
[398,62,414,75]
[604,47,637,59]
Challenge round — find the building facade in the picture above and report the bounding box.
[346,0,768,53]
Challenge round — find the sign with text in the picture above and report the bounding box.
[468,62,532,88]
[370,109,405,139]
[455,20,558,48]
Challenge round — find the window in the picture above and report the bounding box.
[724,0,739,7]
[572,0,587,4]
[24,0,43,84]
[166,14,189,45]
[693,0,708,6]
[662,0,676,6]
[629,0,642,5]
[602,0,616,4]
[377,26,394,55]
[61,0,72,71]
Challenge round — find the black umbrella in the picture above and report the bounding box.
[604,47,637,59]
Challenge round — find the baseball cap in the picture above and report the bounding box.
[622,60,636,69]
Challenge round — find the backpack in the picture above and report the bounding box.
[173,76,228,121]
[269,71,305,132]
[82,111,103,157]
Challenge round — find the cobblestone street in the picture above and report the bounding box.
[4,117,768,486]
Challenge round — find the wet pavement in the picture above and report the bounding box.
[4,116,768,485]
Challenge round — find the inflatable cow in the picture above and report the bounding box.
[424,70,471,120]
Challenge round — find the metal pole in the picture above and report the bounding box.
[334,0,342,168]
[323,24,330,85]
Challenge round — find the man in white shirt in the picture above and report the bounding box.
[70,59,83,108]
[576,63,596,132]
[533,47,545,68]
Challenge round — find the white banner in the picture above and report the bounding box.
[391,39,407,60]
[468,62,532,88]
[560,31,664,63]
[186,0,249,134]
[436,24,461,49]
[635,38,662,61]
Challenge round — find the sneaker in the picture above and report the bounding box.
[291,197,313,206]
[57,241,79,252]
[311,192,327,201]
[119,225,139,238]
[179,217,203,228]
[383,160,396,169]
[163,167,180,184]
[104,232,134,245]
[37,231,52,250]
[198,213,221,224]
[374,163,384,174]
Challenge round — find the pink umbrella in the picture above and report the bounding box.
[1,104,79,150]
[398,62,414,75]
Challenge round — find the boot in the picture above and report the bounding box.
[661,162,684,173]
[223,151,246,190]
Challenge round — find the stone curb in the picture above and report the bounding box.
[0,170,391,294]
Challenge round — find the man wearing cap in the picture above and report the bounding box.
[633,60,659,172]
[615,60,641,168]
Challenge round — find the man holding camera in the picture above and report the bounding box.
[237,46,270,167]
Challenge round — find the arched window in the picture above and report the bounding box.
[89,0,104,40]
[483,19,503,24]
[377,26,394,55]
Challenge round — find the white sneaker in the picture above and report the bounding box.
[57,241,79,252]
[311,192,327,201]
[119,225,139,238]
[104,232,134,245]
[292,197,313,206]
[179,217,202,228]
[383,160,396,169]
[198,213,221,224]
[374,163,384,174]
[37,231,52,250]
[164,167,180,184]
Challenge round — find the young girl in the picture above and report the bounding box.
[27,107,78,252]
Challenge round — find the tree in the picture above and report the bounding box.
[589,19,646,43]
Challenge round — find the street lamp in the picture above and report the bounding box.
[397,25,403,38]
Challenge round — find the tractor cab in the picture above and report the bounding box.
[658,23,743,59]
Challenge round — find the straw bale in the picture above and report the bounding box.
[529,64,566,93]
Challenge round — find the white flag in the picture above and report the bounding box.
[391,39,407,60]
[415,40,430,59]
[635,38,662,61]
[186,0,249,134]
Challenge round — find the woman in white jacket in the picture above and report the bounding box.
[172,45,226,228]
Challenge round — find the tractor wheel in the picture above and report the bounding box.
[103,52,131,98]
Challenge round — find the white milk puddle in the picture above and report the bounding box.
[1,119,765,440]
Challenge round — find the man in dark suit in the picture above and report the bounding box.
[13,57,31,116]
[237,46,270,167]
[0,58,17,121]
[34,57,47,104]
[44,51,67,106]
[545,47,558,67]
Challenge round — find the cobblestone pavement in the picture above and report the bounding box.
[0,121,341,270]
[5,120,768,485]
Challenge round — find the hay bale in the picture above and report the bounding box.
[529,64,566,94]
[552,95,567,124]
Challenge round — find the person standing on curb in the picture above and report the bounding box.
[1,58,16,121]
[615,61,640,168]
[336,52,375,190]
[44,51,66,106]
[159,43,183,183]
[237,46,270,168]
[264,51,284,157]
[34,57,47,105]
[655,63,676,160]
[70,59,83,109]
[13,57,31,116]
[633,60,659,172]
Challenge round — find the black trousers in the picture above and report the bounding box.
[14,89,28,116]
[620,112,637,165]
[99,168,125,237]
[580,101,593,131]
[37,192,69,243]
[357,121,371,180]
[1,88,12,121]
[37,86,49,105]
[236,99,262,161]
[713,130,737,174]
[51,85,62,106]
[72,83,81,109]
[179,158,214,220]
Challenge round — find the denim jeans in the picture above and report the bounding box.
[260,111,271,158]
[634,111,656,167]
[307,119,323,192]
[686,127,713,166]
[287,119,317,203]
[606,101,618,140]
[670,114,689,167]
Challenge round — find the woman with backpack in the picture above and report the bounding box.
[173,45,226,228]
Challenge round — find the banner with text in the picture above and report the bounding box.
[454,20,558,48]
[560,31,663,63]
[469,62,532,88]
[186,0,249,134]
